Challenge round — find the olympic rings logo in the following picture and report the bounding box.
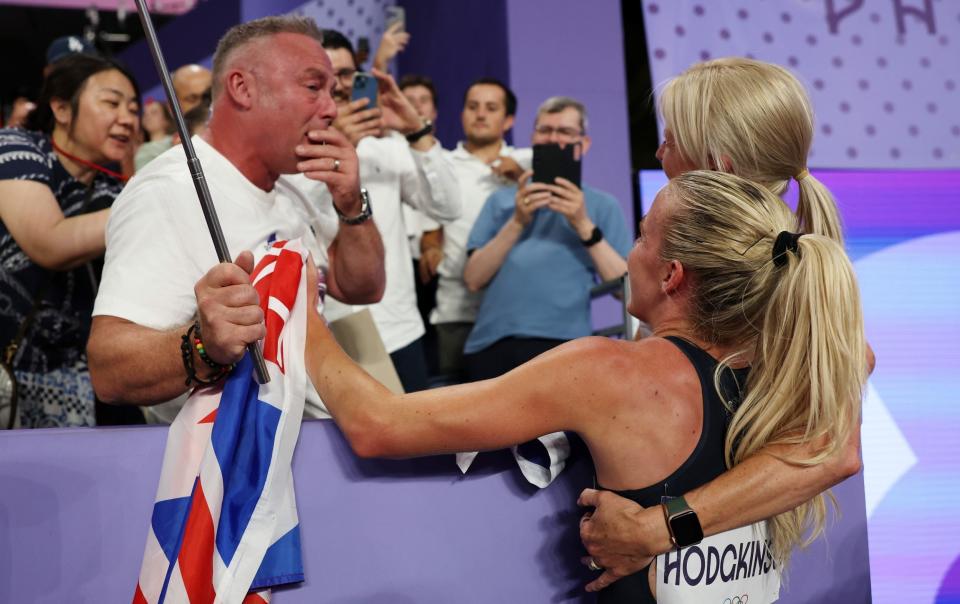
[722,596,748,604]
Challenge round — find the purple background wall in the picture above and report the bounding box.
[0,421,869,602]
[397,0,511,149]
[505,0,634,230]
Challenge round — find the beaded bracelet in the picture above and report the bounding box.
[180,321,234,387]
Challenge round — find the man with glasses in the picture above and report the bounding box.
[461,96,631,381]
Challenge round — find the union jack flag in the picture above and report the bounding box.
[134,239,313,604]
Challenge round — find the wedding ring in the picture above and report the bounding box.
[523,197,530,206]
[333,159,341,172]
[587,558,603,572]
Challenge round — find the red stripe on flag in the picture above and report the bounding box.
[178,478,217,604]
[132,583,148,604]
[261,249,303,371]
[198,408,217,424]
[242,592,270,603]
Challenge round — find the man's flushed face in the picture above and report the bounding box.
[251,33,338,175]
[402,84,437,122]
[461,84,513,146]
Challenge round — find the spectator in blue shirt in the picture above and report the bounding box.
[461,96,631,380]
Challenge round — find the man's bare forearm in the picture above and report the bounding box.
[328,221,385,304]
[88,315,191,406]
[463,219,523,292]
[586,240,627,283]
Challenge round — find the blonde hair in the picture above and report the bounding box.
[660,57,844,244]
[662,171,866,565]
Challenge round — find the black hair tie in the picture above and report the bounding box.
[772,231,803,267]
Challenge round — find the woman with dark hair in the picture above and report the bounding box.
[0,53,139,428]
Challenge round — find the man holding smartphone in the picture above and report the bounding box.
[312,30,460,393]
[462,96,631,380]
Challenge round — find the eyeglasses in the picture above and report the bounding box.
[534,125,584,140]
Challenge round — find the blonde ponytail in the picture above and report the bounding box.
[662,171,866,566]
[661,57,846,245]
[724,234,864,562]
[795,174,845,245]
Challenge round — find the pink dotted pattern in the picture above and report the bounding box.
[642,0,959,168]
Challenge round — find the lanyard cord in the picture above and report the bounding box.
[50,139,129,183]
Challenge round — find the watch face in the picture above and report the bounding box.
[671,511,704,547]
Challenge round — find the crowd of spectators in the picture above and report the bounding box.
[0,22,630,429]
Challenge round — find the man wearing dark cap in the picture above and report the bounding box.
[44,35,99,76]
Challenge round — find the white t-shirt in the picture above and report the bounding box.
[321,132,460,353]
[431,142,532,325]
[94,136,338,423]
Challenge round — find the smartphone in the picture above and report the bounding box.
[351,71,378,107]
[385,5,405,32]
[356,36,371,65]
[532,143,582,188]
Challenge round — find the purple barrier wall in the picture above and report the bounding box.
[0,420,868,602]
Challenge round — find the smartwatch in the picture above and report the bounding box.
[406,119,434,144]
[335,188,373,225]
[580,226,603,247]
[662,495,703,548]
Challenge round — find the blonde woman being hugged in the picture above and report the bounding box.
[578,57,873,594]
[304,170,868,602]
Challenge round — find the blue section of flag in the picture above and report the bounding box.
[210,354,282,567]
[151,496,192,563]
[250,525,304,590]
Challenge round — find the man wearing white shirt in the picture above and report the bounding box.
[87,17,386,420]
[319,31,461,392]
[431,78,531,381]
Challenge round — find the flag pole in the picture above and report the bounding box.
[132,0,270,384]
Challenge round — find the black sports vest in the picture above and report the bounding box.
[597,336,749,604]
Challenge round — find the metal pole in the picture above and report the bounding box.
[132,0,270,384]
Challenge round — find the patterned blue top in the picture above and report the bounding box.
[0,128,122,372]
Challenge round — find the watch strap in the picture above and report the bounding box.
[580,225,603,247]
[335,188,373,225]
[664,495,691,517]
[406,119,434,144]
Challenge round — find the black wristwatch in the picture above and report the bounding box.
[334,188,373,225]
[580,225,603,247]
[662,495,703,548]
[406,119,434,144]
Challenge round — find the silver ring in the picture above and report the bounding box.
[333,158,341,172]
[587,558,602,572]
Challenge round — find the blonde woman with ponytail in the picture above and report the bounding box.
[303,170,867,602]
[657,57,844,244]
[577,56,871,596]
